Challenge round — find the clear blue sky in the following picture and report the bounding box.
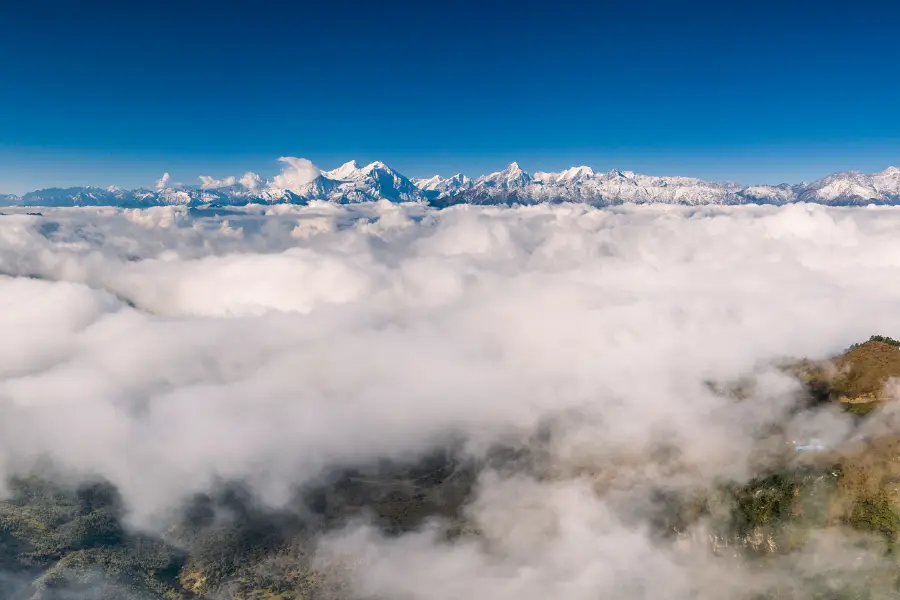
[1,0,898,193]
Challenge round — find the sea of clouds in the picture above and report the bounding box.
[2,202,900,598]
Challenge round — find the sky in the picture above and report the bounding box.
[0,0,899,193]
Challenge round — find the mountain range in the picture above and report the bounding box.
[4,161,900,208]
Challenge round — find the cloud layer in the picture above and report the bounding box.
[1,203,900,597]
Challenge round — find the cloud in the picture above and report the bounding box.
[198,175,237,189]
[240,171,263,191]
[271,157,320,193]
[0,203,899,596]
[197,172,265,191]
[154,172,171,190]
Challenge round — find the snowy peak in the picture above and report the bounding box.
[413,175,444,190]
[445,173,472,189]
[413,173,472,194]
[560,165,595,181]
[504,162,528,180]
[362,161,389,173]
[322,160,398,181]
[874,166,900,193]
[477,162,532,189]
[316,159,419,203]
[607,169,636,179]
[322,160,361,181]
[534,165,595,184]
[797,167,900,204]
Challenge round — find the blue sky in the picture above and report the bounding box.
[1,0,898,194]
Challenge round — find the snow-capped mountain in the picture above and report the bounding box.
[320,160,421,202]
[0,193,20,206]
[533,166,595,184]
[796,167,900,205]
[474,162,533,190]
[424,164,900,207]
[412,173,473,198]
[447,167,750,207]
[4,161,900,208]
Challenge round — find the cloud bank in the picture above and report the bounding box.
[1,203,900,598]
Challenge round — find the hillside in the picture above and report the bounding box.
[789,336,900,414]
[5,338,900,599]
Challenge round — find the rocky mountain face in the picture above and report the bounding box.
[5,164,900,208]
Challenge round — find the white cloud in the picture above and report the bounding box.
[196,172,265,191]
[271,157,320,193]
[239,171,263,191]
[0,203,898,596]
[198,175,237,189]
[154,172,171,190]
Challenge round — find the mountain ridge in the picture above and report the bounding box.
[3,162,900,208]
